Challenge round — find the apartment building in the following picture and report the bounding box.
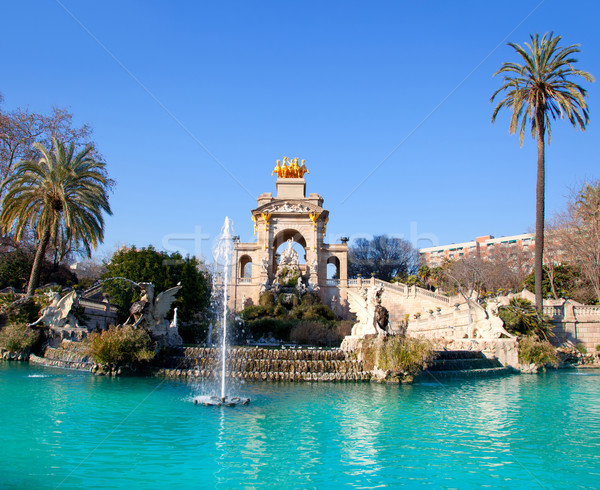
[419,233,535,267]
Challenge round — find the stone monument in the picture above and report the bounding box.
[230,157,349,312]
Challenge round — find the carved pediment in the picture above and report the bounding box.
[253,200,323,215]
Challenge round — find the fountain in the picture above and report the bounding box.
[194,217,250,407]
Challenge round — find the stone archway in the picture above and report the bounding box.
[239,254,252,278]
[272,229,308,278]
[327,256,340,279]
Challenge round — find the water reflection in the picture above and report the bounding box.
[2,364,600,488]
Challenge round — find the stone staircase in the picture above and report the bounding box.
[419,350,515,380]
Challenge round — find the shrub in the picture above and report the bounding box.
[379,336,434,375]
[178,321,209,344]
[300,291,321,306]
[88,326,155,366]
[259,292,276,308]
[360,336,434,378]
[273,304,288,318]
[576,343,588,355]
[289,321,341,347]
[0,296,42,326]
[498,297,554,340]
[0,323,39,353]
[244,318,296,341]
[289,304,336,321]
[240,305,272,321]
[518,336,558,368]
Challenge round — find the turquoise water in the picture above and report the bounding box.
[1,364,599,489]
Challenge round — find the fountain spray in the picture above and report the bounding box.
[194,217,249,407]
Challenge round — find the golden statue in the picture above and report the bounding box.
[291,158,300,176]
[273,156,308,179]
[272,160,282,178]
[298,159,309,178]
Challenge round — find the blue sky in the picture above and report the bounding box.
[2,0,599,263]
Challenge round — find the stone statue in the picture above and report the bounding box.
[309,257,318,278]
[279,239,299,266]
[276,239,302,287]
[127,282,183,347]
[28,290,81,329]
[477,301,516,339]
[345,284,387,338]
[330,295,340,317]
[260,257,269,274]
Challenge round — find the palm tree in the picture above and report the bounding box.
[0,137,112,296]
[491,32,594,310]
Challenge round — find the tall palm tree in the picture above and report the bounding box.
[0,137,112,296]
[491,32,594,309]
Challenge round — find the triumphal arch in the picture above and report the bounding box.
[230,158,349,314]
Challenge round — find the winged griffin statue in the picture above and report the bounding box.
[28,290,81,330]
[346,284,388,338]
[127,282,183,347]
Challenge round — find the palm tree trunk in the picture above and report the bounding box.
[535,108,546,311]
[26,226,51,297]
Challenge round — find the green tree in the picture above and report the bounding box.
[491,32,594,310]
[522,264,595,304]
[102,246,211,329]
[0,138,112,297]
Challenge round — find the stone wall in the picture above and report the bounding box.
[544,303,600,350]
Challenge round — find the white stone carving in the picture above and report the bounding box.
[128,282,183,347]
[29,290,81,329]
[346,285,387,338]
[262,203,313,214]
[279,238,299,266]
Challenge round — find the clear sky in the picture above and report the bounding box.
[2,0,599,263]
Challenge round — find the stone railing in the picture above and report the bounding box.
[542,304,600,319]
[326,279,340,286]
[238,278,253,284]
[375,279,408,295]
[408,307,472,339]
[542,306,563,318]
[414,286,450,304]
[574,305,600,317]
